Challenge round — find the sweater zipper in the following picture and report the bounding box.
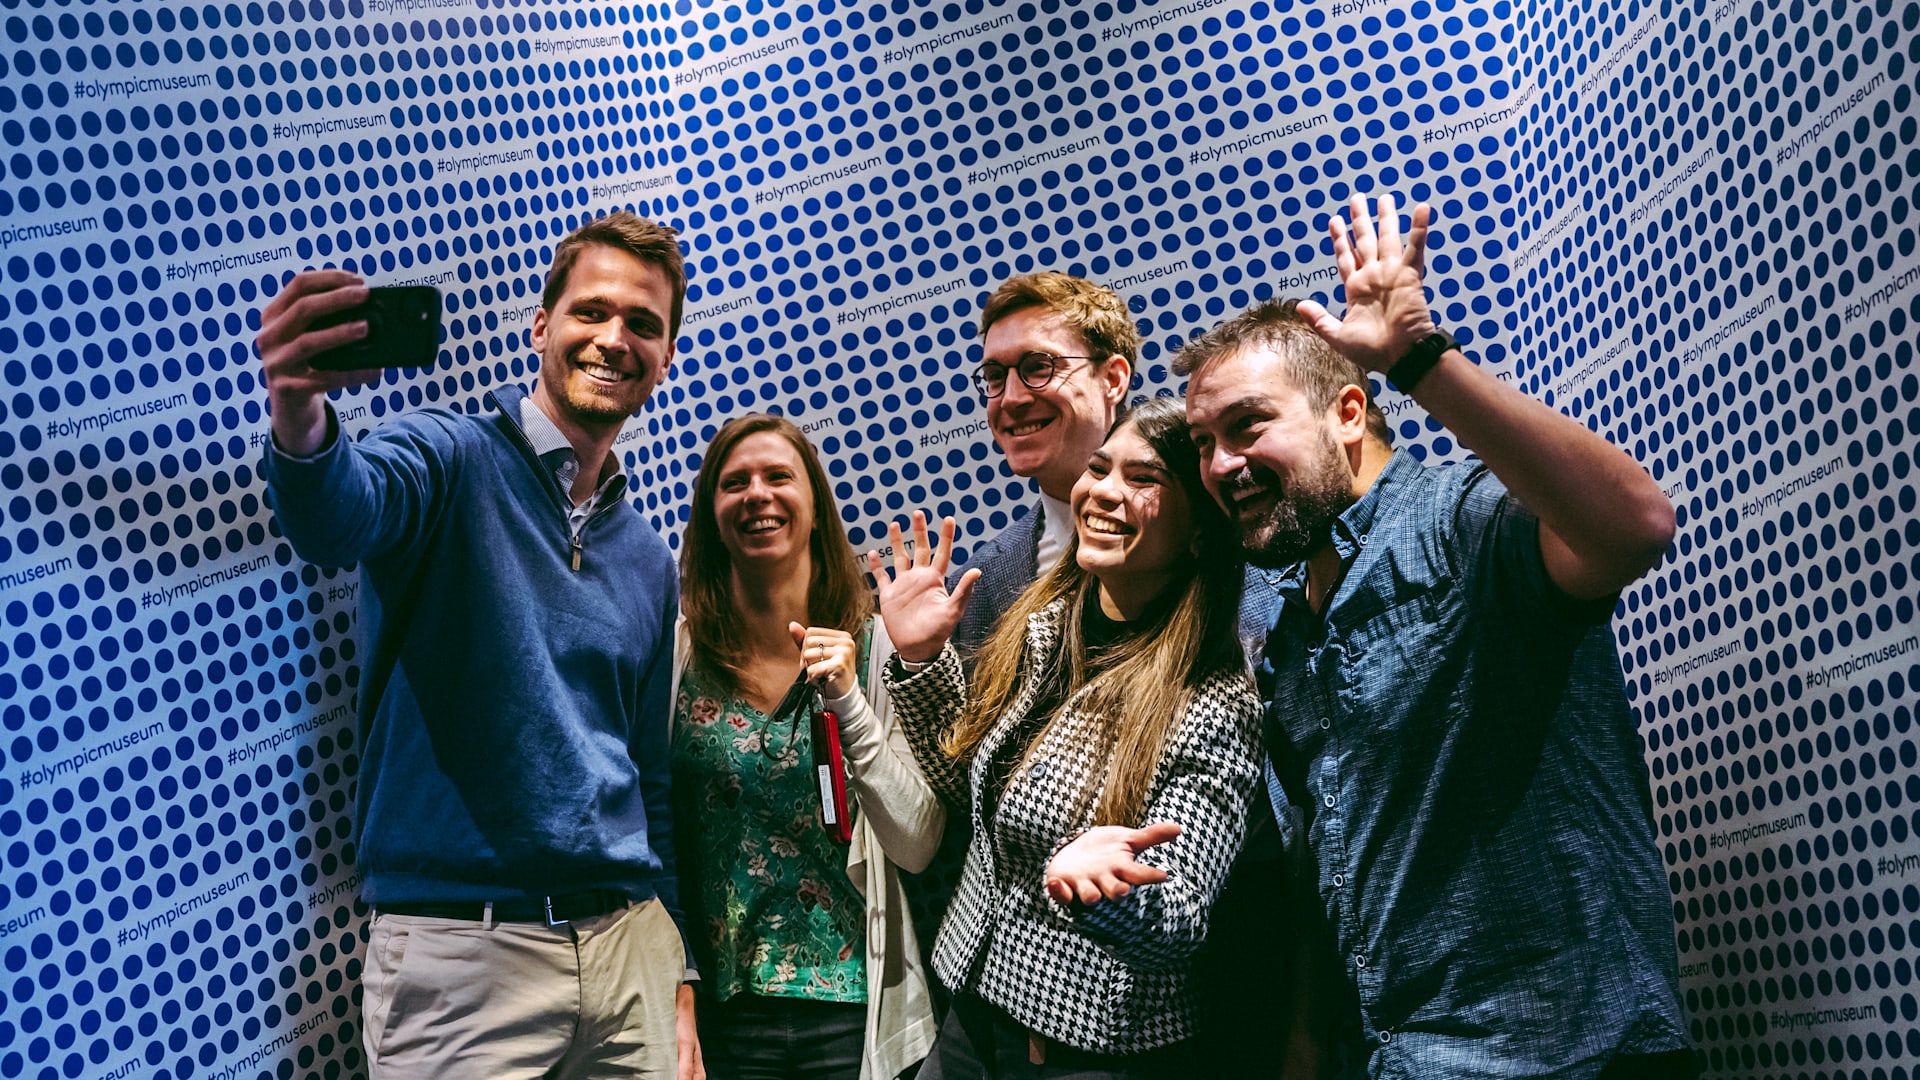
[495,402,618,574]
[571,492,625,573]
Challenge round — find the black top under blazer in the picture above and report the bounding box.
[884,595,1264,1055]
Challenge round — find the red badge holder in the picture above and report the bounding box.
[810,704,853,845]
[774,671,853,845]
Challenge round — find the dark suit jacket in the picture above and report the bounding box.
[948,501,1046,665]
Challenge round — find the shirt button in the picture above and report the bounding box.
[1319,716,1332,730]
[1378,1030,1392,1045]
[1332,873,1345,887]
[1354,954,1368,969]
[1324,793,1336,808]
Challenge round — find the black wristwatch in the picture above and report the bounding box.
[1385,327,1457,394]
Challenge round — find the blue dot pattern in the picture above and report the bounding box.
[0,0,1913,1076]
[1518,0,1919,1073]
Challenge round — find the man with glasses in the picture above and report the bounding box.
[947,272,1283,660]
[895,275,1290,1073]
[946,272,1139,660]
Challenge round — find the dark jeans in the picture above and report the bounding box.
[699,991,865,1080]
[918,993,1191,1080]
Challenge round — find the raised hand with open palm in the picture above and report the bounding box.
[865,510,981,663]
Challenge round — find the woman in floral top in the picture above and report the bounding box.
[673,667,868,1001]
[672,413,945,1080]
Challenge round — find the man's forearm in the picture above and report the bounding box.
[1293,195,1676,598]
[271,391,334,457]
[1403,347,1676,597]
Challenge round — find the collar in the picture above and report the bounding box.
[1024,592,1074,640]
[1038,490,1073,536]
[1035,489,1075,567]
[1273,449,1417,593]
[518,392,576,459]
[516,391,623,491]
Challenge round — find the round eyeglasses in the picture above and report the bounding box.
[970,352,1098,399]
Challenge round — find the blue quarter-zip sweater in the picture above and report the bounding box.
[261,386,682,933]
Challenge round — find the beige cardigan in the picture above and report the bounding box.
[671,618,942,1080]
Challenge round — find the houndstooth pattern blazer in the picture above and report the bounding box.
[884,596,1264,1055]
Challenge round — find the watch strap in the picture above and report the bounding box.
[1385,328,1456,394]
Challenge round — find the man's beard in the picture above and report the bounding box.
[1234,432,1355,569]
[545,344,637,425]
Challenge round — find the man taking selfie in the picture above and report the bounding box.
[256,211,702,1079]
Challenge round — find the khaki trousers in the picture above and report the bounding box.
[361,897,682,1079]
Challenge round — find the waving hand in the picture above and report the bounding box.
[1294,193,1438,373]
[867,511,980,663]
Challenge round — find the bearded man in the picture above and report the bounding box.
[1182,196,1693,1079]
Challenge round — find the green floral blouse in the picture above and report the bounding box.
[670,665,868,1004]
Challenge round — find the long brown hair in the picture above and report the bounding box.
[941,396,1246,825]
[680,413,871,694]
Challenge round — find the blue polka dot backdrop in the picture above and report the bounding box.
[0,0,1913,1074]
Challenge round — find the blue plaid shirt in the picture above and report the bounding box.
[1260,451,1689,1078]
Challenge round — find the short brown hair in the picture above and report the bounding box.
[1173,298,1391,445]
[543,210,688,339]
[979,272,1142,365]
[680,413,872,695]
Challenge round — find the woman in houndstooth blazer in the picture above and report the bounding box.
[866,397,1264,1078]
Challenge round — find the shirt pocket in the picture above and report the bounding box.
[1335,573,1459,729]
[1333,539,1454,631]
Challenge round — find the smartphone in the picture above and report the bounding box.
[307,286,442,370]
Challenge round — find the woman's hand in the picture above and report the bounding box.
[1044,823,1183,905]
[866,511,981,663]
[790,623,860,700]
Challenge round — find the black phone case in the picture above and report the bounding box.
[308,286,443,370]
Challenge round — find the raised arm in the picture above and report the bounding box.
[879,642,973,808]
[866,512,983,806]
[258,404,462,569]
[255,270,452,569]
[1295,195,1676,600]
